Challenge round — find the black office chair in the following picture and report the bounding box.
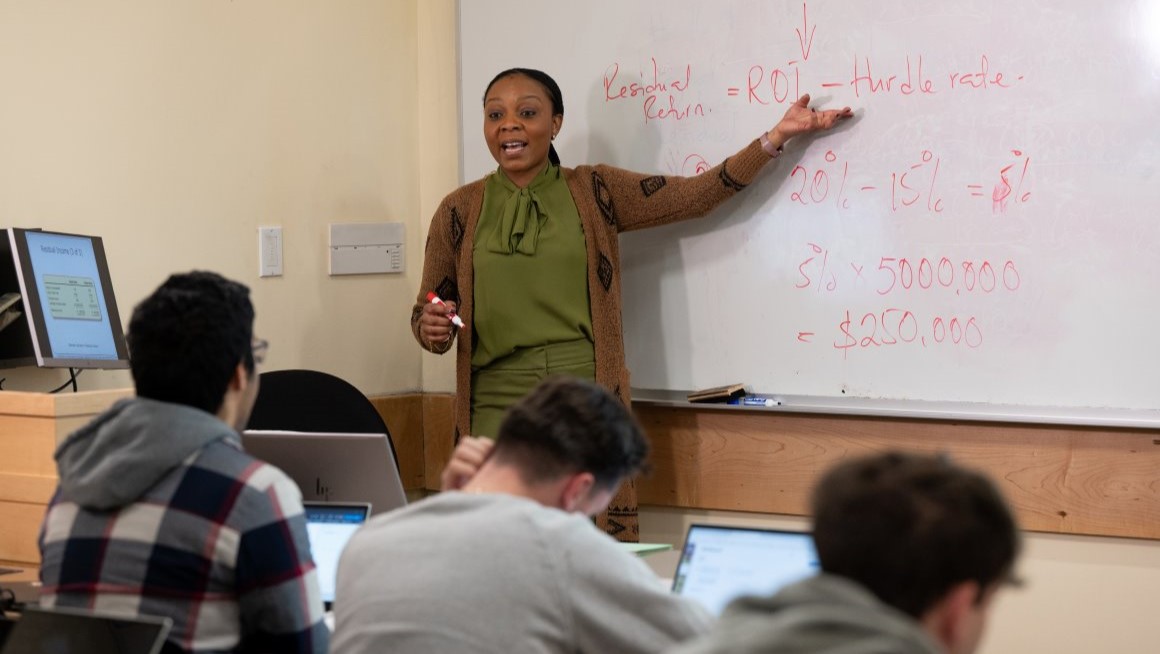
[245,369,400,472]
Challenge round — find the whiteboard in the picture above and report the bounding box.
[458,0,1160,412]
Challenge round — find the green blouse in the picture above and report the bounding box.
[471,164,593,369]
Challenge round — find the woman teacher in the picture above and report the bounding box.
[413,68,852,537]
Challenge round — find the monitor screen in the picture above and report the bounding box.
[1,228,129,369]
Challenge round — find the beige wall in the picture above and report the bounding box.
[1,3,1155,652]
[0,0,433,396]
[415,0,458,393]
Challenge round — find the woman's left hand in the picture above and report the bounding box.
[767,93,853,148]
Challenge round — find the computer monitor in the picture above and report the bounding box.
[241,430,408,516]
[0,228,129,370]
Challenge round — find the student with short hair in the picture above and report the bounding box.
[38,271,328,653]
[331,376,712,654]
[673,451,1021,654]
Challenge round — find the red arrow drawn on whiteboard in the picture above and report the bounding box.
[795,3,816,61]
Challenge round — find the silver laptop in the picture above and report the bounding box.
[303,501,371,608]
[0,605,171,654]
[671,524,820,616]
[241,430,407,516]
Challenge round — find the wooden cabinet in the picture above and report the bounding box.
[0,389,131,564]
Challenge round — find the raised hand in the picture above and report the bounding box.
[768,93,853,146]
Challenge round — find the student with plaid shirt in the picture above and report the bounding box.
[38,271,328,653]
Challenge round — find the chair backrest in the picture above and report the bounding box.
[245,369,399,472]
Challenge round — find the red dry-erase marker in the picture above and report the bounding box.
[426,292,465,328]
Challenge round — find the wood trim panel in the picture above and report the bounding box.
[0,502,45,564]
[1,421,60,476]
[422,394,456,492]
[368,392,455,492]
[369,394,425,491]
[0,388,132,419]
[634,405,1160,541]
[0,473,56,505]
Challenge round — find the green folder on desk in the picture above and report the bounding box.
[619,542,672,556]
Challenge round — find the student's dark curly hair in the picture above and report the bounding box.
[127,271,255,415]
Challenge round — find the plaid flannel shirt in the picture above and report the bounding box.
[39,438,329,653]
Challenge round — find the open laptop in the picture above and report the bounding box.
[241,430,407,516]
[671,524,820,616]
[0,605,171,654]
[303,501,371,608]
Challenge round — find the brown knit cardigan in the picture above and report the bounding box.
[411,139,775,533]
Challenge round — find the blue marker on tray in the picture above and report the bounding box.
[728,395,782,407]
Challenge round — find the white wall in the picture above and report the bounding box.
[0,0,428,395]
[641,507,1160,654]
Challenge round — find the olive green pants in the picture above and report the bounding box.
[470,339,639,541]
[470,339,596,438]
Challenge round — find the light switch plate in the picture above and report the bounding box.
[259,226,283,277]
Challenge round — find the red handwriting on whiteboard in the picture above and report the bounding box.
[795,244,1022,297]
[603,58,705,124]
[604,58,691,99]
[796,243,838,292]
[831,308,984,357]
[789,150,850,208]
[781,148,1037,215]
[891,150,944,213]
[992,151,1032,212]
[872,257,1021,296]
[824,54,1023,98]
[848,55,937,97]
[795,2,816,61]
[645,94,705,123]
[741,63,802,105]
[662,151,711,176]
[967,151,1033,213]
[682,154,711,176]
[950,56,1017,90]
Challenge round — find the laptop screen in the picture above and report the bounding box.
[242,430,407,516]
[304,502,370,605]
[671,524,820,616]
[0,606,171,654]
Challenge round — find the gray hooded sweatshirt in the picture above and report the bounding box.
[671,574,943,654]
[55,397,236,509]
